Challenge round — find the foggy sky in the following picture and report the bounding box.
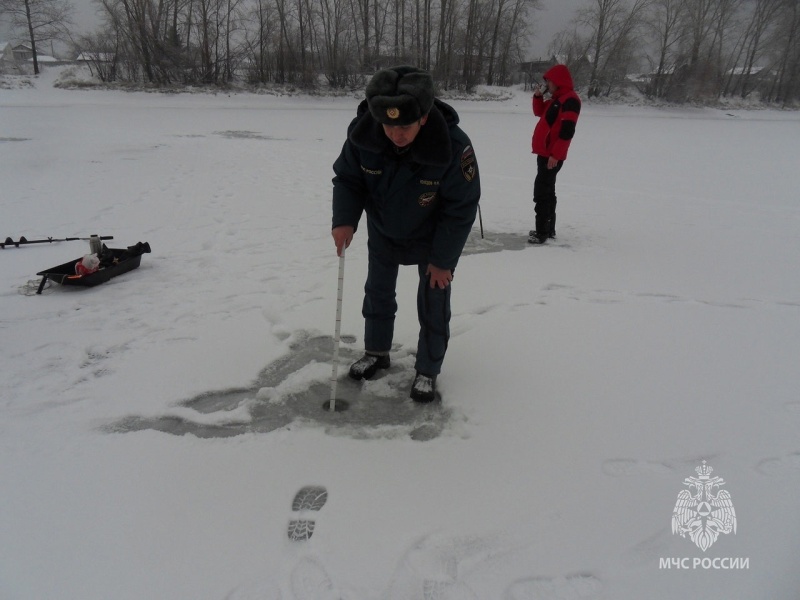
[530,0,583,57]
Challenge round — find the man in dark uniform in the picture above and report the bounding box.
[331,65,481,402]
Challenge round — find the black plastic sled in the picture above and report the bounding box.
[35,242,151,294]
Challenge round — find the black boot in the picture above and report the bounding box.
[348,353,390,380]
[528,217,556,244]
[528,215,548,244]
[410,371,437,403]
[528,231,547,244]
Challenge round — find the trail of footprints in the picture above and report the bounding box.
[283,485,604,600]
[253,441,800,600]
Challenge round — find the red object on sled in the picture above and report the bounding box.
[35,243,151,294]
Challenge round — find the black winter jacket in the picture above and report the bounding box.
[332,98,481,271]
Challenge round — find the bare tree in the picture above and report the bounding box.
[682,0,720,66]
[348,0,369,66]
[769,0,800,104]
[472,0,539,86]
[433,0,460,87]
[0,0,74,73]
[549,26,593,71]
[736,0,783,96]
[273,0,297,81]
[577,0,651,96]
[390,0,407,61]
[316,0,357,85]
[710,0,742,82]
[643,0,687,97]
[74,29,121,80]
[461,0,498,90]
[494,0,538,85]
[674,0,737,97]
[242,0,276,82]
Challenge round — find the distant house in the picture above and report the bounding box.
[76,51,115,63]
[1,42,29,71]
[726,66,772,88]
[515,57,558,87]
[1,42,27,63]
[4,42,38,62]
[519,58,558,77]
[1,41,65,71]
[76,50,117,80]
[727,65,766,77]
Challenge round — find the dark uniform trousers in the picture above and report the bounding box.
[533,155,563,237]
[363,220,450,376]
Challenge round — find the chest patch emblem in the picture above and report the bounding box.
[418,191,437,207]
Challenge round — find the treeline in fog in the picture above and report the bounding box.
[3,0,799,104]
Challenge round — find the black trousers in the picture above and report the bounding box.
[533,155,563,236]
[362,221,451,376]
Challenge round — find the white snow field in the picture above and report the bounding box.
[1,69,799,599]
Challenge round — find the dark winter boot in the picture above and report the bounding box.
[528,229,548,244]
[546,215,556,239]
[348,352,390,380]
[528,217,556,244]
[528,214,549,244]
[410,371,437,403]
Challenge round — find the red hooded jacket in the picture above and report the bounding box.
[531,64,581,161]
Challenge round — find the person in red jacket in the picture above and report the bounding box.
[529,64,581,244]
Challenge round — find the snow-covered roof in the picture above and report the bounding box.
[76,52,115,62]
[2,41,34,54]
[727,66,766,76]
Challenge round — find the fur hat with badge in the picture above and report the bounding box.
[366,66,435,126]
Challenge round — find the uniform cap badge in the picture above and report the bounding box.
[386,107,400,120]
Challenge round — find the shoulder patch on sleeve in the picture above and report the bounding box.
[460,145,477,182]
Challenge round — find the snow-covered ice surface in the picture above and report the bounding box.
[1,68,799,599]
